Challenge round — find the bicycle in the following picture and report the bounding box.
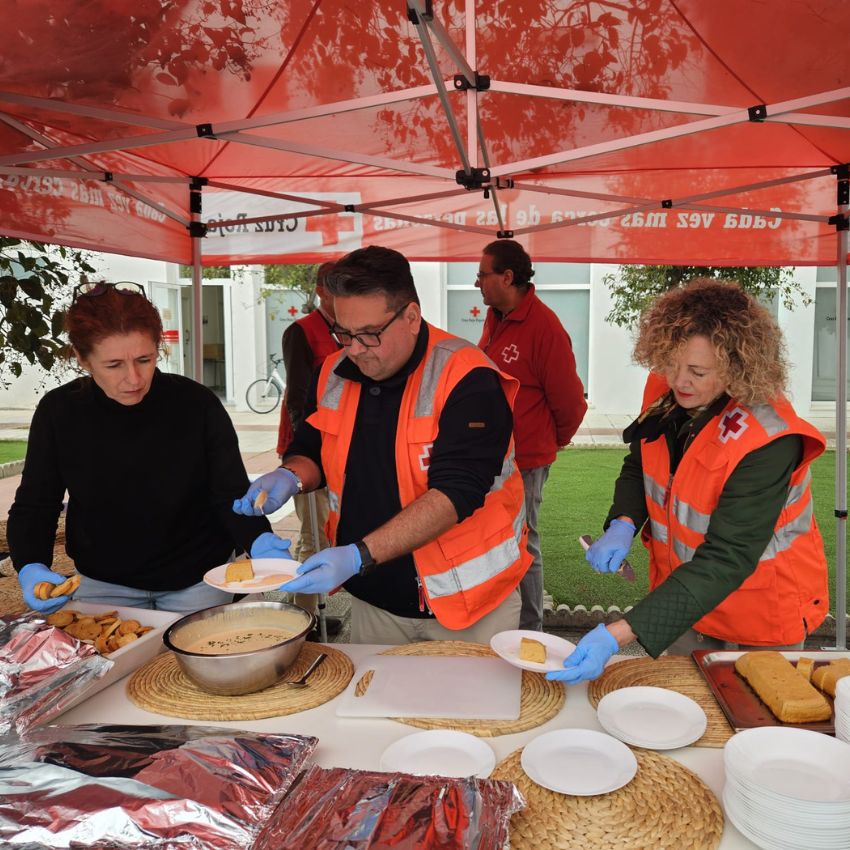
[245,354,286,413]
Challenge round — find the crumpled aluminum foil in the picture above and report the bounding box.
[256,764,525,850]
[0,614,111,739]
[0,723,318,848]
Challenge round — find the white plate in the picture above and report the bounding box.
[520,729,637,796]
[596,686,707,750]
[489,629,576,673]
[203,558,301,592]
[379,730,496,778]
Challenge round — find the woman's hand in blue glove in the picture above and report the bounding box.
[586,519,635,573]
[250,532,292,560]
[279,544,362,595]
[233,468,300,516]
[18,563,70,614]
[545,624,619,684]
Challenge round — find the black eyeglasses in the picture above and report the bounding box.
[72,281,147,303]
[332,304,407,348]
[475,270,503,280]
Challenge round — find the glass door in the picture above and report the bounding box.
[150,282,184,375]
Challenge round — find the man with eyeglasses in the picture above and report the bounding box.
[476,239,587,631]
[234,246,530,644]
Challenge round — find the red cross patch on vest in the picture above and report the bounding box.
[718,407,749,443]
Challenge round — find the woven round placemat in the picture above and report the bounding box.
[492,747,723,850]
[588,656,733,747]
[352,641,565,737]
[0,575,26,617]
[127,642,353,721]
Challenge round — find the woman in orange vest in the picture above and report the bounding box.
[548,279,829,684]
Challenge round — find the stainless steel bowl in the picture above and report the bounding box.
[163,600,315,696]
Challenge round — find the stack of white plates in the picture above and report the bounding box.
[836,676,850,743]
[723,727,850,850]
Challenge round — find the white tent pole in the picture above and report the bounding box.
[190,181,204,384]
[833,179,849,651]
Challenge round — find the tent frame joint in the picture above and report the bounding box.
[453,73,490,92]
[836,510,848,519]
[456,167,490,189]
[747,104,767,122]
[497,230,514,239]
[661,199,673,208]
[344,204,356,213]
[195,123,216,139]
[406,0,432,25]
[828,214,849,232]
[187,221,208,238]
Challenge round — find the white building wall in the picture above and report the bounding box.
[587,264,647,416]
[781,266,818,419]
[230,267,267,412]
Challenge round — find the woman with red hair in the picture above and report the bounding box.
[9,281,288,614]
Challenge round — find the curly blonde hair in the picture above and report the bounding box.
[633,279,788,406]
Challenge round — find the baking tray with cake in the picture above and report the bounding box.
[693,649,850,734]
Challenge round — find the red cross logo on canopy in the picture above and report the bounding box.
[287,306,298,317]
[718,407,749,443]
[470,306,480,317]
[502,343,520,364]
[305,212,356,246]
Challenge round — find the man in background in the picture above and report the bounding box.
[476,239,587,630]
[276,261,342,635]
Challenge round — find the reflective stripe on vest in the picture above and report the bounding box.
[415,337,469,418]
[669,474,815,565]
[423,506,526,599]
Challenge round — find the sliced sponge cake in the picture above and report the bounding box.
[735,651,831,723]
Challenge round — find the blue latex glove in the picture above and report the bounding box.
[232,467,300,516]
[279,544,362,595]
[18,563,70,614]
[250,532,292,560]
[586,519,635,573]
[546,623,619,684]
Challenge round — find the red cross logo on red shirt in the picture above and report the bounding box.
[305,212,356,246]
[287,306,298,317]
[470,306,480,317]
[502,343,520,364]
[718,407,749,443]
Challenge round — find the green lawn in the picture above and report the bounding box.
[541,448,849,616]
[0,441,27,464]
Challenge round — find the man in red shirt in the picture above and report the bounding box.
[476,240,587,630]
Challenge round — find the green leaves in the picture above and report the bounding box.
[603,265,809,329]
[0,238,91,387]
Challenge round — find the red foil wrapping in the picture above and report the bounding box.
[0,724,317,848]
[256,765,525,850]
[0,614,111,738]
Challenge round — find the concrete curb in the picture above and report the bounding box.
[542,600,849,641]
[0,461,23,480]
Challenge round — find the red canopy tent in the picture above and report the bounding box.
[1,0,848,645]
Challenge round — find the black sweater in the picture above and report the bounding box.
[8,370,269,591]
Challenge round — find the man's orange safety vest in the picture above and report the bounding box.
[308,324,531,630]
[639,376,829,645]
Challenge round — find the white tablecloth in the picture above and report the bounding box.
[56,644,758,849]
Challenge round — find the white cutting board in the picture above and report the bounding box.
[335,654,523,720]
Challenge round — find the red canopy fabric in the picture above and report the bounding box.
[0,0,848,265]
